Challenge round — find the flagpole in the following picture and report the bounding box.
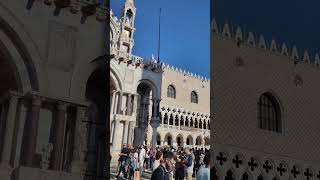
[157,8,161,64]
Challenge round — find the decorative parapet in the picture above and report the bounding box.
[161,63,210,82]
[110,49,163,72]
[212,18,320,67]
[160,105,210,122]
[27,0,109,23]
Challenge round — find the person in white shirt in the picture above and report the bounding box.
[139,145,146,175]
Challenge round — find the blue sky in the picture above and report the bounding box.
[213,0,320,56]
[111,0,210,78]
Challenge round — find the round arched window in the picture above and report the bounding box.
[167,85,176,98]
[258,92,282,132]
[191,91,198,103]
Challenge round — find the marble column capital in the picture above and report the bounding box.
[31,95,42,106]
[57,101,68,111]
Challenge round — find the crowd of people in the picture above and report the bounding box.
[114,143,211,180]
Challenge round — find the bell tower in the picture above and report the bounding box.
[118,0,136,59]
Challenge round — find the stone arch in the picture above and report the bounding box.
[185,116,189,126]
[169,113,174,125]
[110,66,122,91]
[174,114,179,126]
[85,67,108,178]
[164,133,173,146]
[196,135,203,146]
[199,118,203,129]
[180,115,184,126]
[194,118,199,128]
[190,116,194,127]
[156,133,161,146]
[176,134,183,147]
[163,112,168,124]
[204,136,210,146]
[186,135,193,146]
[135,79,159,99]
[0,13,42,94]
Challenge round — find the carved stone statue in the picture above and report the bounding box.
[41,143,53,170]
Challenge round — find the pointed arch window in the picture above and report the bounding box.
[258,92,282,133]
[191,91,198,103]
[167,85,176,98]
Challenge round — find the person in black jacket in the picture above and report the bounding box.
[151,151,175,180]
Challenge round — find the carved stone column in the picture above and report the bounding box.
[71,106,86,173]
[150,117,160,148]
[21,95,41,167]
[132,94,138,117]
[117,91,123,114]
[13,99,28,167]
[51,102,68,170]
[1,92,19,167]
[127,121,135,145]
[110,90,117,115]
[112,119,122,151]
[122,121,129,144]
[126,94,132,115]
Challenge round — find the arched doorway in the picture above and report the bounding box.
[186,135,193,146]
[156,133,161,146]
[196,136,202,146]
[164,133,173,146]
[134,82,153,146]
[85,67,108,179]
[176,134,183,147]
[204,137,210,146]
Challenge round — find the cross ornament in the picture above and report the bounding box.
[248,158,258,171]
[232,155,243,168]
[291,166,300,178]
[263,160,273,173]
[277,163,286,176]
[304,168,313,180]
[216,152,227,166]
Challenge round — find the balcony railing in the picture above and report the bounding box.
[160,124,210,132]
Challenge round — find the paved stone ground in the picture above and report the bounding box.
[109,166,152,180]
[109,166,196,180]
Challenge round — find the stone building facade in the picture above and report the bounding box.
[109,0,210,162]
[211,19,320,180]
[0,0,110,179]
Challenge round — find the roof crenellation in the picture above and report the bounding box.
[212,18,320,68]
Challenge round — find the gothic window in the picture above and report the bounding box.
[180,117,184,126]
[203,121,207,129]
[175,115,179,126]
[199,120,203,129]
[167,85,176,98]
[169,114,174,125]
[195,119,198,128]
[185,117,189,126]
[190,117,194,127]
[163,113,168,124]
[207,122,210,130]
[258,92,282,133]
[191,91,198,103]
